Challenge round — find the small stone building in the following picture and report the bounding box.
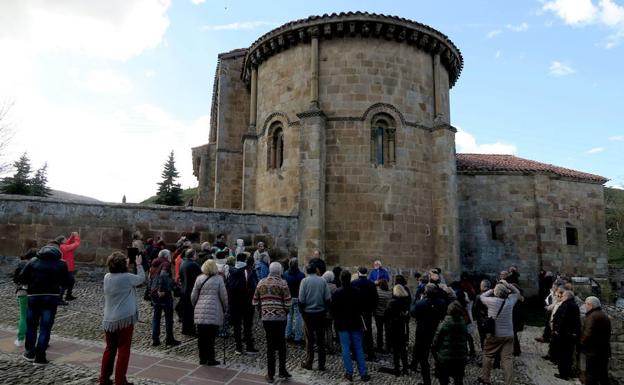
[192,12,608,281]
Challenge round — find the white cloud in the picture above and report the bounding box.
[191,0,206,4]
[506,22,529,32]
[8,96,208,202]
[606,182,624,189]
[549,61,576,76]
[586,147,605,153]
[609,135,624,140]
[543,0,624,48]
[0,0,171,61]
[495,50,502,58]
[455,127,517,154]
[84,69,133,94]
[543,0,598,24]
[487,29,502,38]
[200,21,276,31]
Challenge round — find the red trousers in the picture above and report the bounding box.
[99,325,134,385]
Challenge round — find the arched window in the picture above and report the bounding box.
[370,114,396,166]
[268,122,284,170]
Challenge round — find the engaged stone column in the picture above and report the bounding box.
[431,124,460,277]
[310,28,319,109]
[297,108,326,261]
[242,67,258,210]
[249,67,258,127]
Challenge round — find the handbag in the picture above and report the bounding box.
[482,298,506,335]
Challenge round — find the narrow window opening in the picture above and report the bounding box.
[371,114,396,166]
[267,122,285,170]
[566,226,578,246]
[490,220,504,241]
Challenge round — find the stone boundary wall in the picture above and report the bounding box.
[0,195,298,265]
[604,306,624,381]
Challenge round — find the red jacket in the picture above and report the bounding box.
[60,234,81,272]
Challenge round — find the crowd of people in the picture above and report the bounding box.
[11,231,614,385]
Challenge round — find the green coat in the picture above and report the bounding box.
[432,315,468,364]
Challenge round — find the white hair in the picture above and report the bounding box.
[269,261,283,276]
[158,249,171,260]
[585,296,601,308]
[322,271,334,283]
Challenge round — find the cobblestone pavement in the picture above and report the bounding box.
[0,266,583,385]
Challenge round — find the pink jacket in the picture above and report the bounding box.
[60,234,81,272]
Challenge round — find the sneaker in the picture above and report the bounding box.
[343,373,353,382]
[265,374,274,383]
[65,294,77,301]
[165,339,181,346]
[14,339,24,347]
[33,358,49,366]
[246,347,259,354]
[278,371,292,379]
[300,363,312,370]
[234,349,244,355]
[23,352,35,361]
[152,340,161,347]
[361,374,371,382]
[205,360,220,366]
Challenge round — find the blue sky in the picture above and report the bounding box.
[0,0,622,202]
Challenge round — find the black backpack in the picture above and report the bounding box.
[148,272,162,302]
[226,266,247,293]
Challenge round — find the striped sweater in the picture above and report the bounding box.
[252,275,292,321]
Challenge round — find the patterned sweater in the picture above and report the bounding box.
[252,275,292,321]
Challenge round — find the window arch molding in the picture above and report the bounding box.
[267,120,286,170]
[368,112,398,166]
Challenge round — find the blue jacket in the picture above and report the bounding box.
[283,267,305,299]
[368,267,390,283]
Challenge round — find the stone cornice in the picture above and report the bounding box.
[296,108,327,120]
[241,12,463,88]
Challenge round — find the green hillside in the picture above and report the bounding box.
[606,187,624,266]
[141,187,197,205]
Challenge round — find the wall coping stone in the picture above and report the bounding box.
[0,194,297,219]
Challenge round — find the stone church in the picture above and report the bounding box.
[191,12,608,283]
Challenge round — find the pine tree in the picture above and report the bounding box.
[1,153,32,195]
[155,150,183,206]
[31,163,51,197]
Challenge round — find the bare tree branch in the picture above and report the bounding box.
[0,100,15,175]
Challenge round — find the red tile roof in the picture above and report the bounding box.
[456,154,608,184]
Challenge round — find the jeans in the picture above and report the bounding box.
[17,296,28,341]
[390,320,408,371]
[264,321,287,377]
[99,325,134,385]
[25,295,59,361]
[232,305,255,350]
[338,330,368,376]
[414,342,433,385]
[303,311,326,369]
[361,313,374,358]
[152,301,174,343]
[197,324,218,364]
[482,335,514,385]
[374,315,389,351]
[285,299,303,341]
